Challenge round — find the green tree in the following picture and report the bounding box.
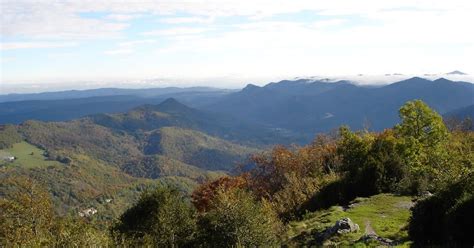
[111,186,197,247]
[395,100,448,147]
[395,100,452,193]
[197,188,282,247]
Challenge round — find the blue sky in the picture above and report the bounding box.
[1,0,473,91]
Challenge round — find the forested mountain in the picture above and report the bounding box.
[206,77,474,136]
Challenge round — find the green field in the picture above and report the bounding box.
[285,194,413,247]
[0,141,62,168]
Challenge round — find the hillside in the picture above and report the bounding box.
[146,127,258,171]
[285,194,413,247]
[444,104,474,120]
[16,118,255,177]
[1,102,259,216]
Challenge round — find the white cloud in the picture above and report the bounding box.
[142,27,211,36]
[160,16,215,24]
[0,42,78,50]
[0,1,128,39]
[104,49,134,55]
[104,39,156,55]
[311,19,346,29]
[2,0,473,40]
[2,0,473,84]
[2,0,470,38]
[105,14,142,21]
[118,39,156,47]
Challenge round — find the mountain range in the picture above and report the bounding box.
[205,77,474,138]
[1,77,473,144]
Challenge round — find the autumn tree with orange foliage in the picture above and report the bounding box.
[191,176,247,212]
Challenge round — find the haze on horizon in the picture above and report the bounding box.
[1,0,473,92]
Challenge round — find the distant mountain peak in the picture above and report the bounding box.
[159,97,181,106]
[446,70,467,75]
[156,98,191,111]
[403,76,430,82]
[242,84,260,92]
[132,98,192,114]
[433,78,455,84]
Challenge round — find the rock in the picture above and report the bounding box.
[334,218,360,234]
[78,207,98,217]
[318,217,359,241]
[421,191,433,198]
[358,234,394,245]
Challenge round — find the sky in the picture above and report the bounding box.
[1,0,473,92]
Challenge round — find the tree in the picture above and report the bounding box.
[0,177,55,246]
[52,217,110,247]
[394,100,453,193]
[395,100,448,147]
[191,176,247,212]
[197,189,282,247]
[111,186,197,247]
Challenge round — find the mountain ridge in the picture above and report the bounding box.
[205,77,474,137]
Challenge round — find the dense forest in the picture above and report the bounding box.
[1,100,473,246]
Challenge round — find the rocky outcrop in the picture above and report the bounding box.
[317,217,359,241]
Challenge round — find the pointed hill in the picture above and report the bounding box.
[89,98,301,145]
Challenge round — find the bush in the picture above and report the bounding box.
[197,189,283,247]
[111,186,197,247]
[409,174,474,246]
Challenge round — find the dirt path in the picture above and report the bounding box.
[364,220,377,235]
[361,220,395,246]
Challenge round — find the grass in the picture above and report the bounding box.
[285,194,413,247]
[0,141,62,168]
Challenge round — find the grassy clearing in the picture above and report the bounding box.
[285,194,413,247]
[0,141,62,168]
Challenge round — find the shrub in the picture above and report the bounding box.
[197,189,283,247]
[111,186,197,247]
[409,174,474,246]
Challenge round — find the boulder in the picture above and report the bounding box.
[318,217,359,241]
[334,218,360,234]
